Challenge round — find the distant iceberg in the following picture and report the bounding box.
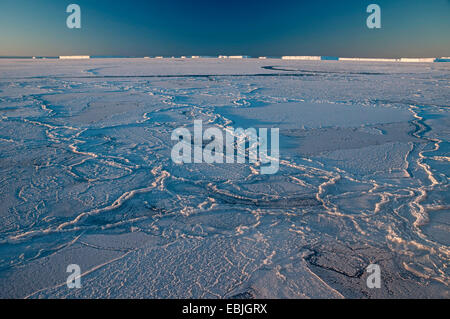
[282,56,321,60]
[59,55,90,60]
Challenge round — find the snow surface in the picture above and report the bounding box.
[0,58,448,298]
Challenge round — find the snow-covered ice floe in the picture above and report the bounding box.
[0,58,448,298]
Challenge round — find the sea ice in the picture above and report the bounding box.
[0,58,448,298]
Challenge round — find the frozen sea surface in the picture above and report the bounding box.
[0,58,448,298]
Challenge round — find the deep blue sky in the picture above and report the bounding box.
[0,0,449,57]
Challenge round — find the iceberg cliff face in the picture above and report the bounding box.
[59,56,90,59]
[399,58,436,62]
[0,58,448,298]
[282,56,321,60]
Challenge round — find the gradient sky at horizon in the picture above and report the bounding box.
[0,0,449,57]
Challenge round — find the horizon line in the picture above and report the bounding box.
[1,55,449,63]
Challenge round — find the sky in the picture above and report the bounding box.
[0,0,449,57]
